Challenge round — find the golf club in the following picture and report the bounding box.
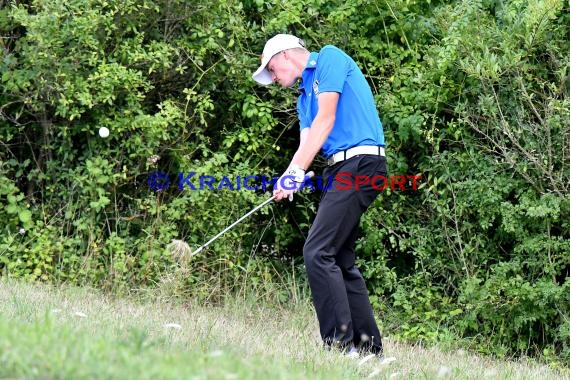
[167,171,315,261]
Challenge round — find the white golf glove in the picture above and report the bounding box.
[277,164,305,201]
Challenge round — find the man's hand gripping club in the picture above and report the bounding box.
[273,164,314,202]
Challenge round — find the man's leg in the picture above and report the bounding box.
[337,224,383,355]
[303,155,386,350]
[303,185,363,348]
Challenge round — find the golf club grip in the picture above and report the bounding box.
[287,170,315,201]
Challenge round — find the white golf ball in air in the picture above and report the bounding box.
[99,127,110,138]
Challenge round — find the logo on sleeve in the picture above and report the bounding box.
[312,80,319,96]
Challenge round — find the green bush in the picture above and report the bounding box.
[1,0,568,363]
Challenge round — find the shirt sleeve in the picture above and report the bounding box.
[315,46,350,94]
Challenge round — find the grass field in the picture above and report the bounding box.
[0,280,568,379]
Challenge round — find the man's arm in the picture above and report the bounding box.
[273,92,339,201]
[298,127,310,152]
[291,92,339,170]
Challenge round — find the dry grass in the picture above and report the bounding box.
[0,280,568,379]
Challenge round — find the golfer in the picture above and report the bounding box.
[252,34,386,357]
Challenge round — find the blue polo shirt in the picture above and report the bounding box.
[297,46,385,158]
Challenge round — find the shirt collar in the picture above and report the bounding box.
[299,52,319,91]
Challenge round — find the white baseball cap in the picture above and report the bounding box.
[252,34,306,85]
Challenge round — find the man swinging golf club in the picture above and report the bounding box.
[252,34,387,357]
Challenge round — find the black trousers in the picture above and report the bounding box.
[303,154,386,355]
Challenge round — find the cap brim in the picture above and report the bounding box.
[252,59,273,85]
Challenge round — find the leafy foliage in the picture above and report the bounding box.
[1,0,568,363]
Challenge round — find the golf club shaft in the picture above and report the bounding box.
[191,195,275,256]
[192,171,314,256]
